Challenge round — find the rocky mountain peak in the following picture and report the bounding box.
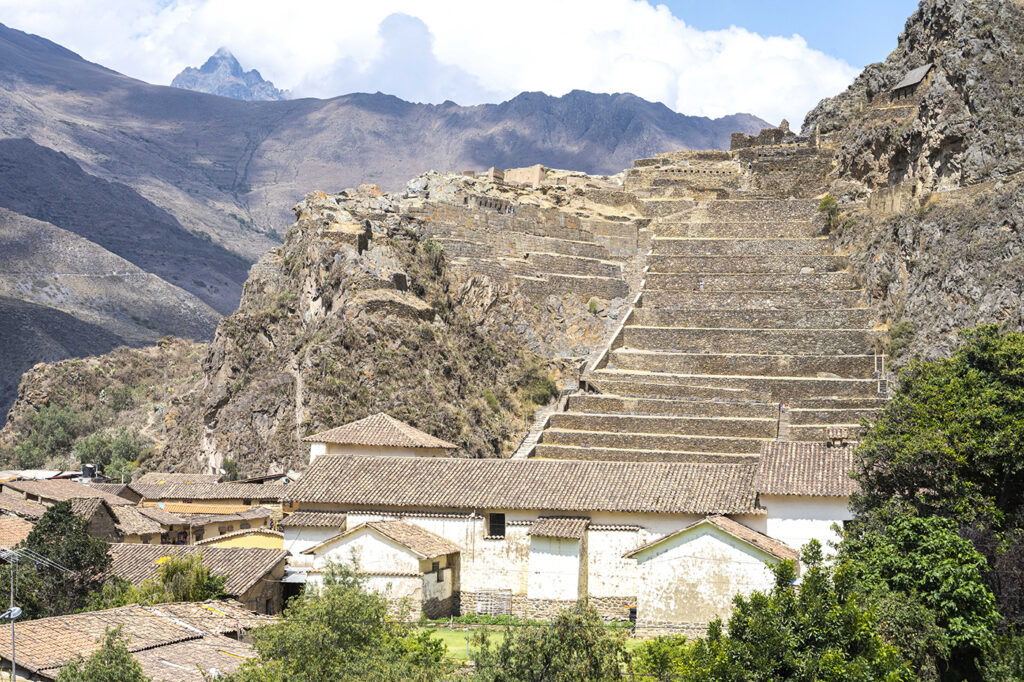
[171,48,288,101]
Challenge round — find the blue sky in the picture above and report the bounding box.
[667,0,920,68]
[0,0,924,125]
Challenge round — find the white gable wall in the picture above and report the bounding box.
[528,536,581,601]
[633,525,780,632]
[309,442,450,462]
[760,495,852,557]
[284,527,346,567]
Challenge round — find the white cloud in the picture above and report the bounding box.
[0,0,859,124]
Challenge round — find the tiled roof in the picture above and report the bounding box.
[0,515,33,548]
[7,604,196,675]
[154,502,253,515]
[111,506,165,536]
[303,413,456,449]
[286,455,760,515]
[195,528,284,546]
[170,507,272,527]
[135,482,286,502]
[892,63,933,90]
[3,602,262,681]
[69,497,109,520]
[135,472,222,486]
[2,479,133,505]
[0,492,48,520]
[136,505,187,526]
[84,482,139,501]
[129,633,253,681]
[303,520,461,559]
[150,600,275,636]
[625,515,799,562]
[529,517,590,539]
[108,544,287,596]
[757,442,859,497]
[279,511,348,528]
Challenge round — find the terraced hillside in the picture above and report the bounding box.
[530,150,888,463]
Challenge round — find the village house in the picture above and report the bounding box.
[280,414,856,631]
[303,412,456,461]
[108,543,288,614]
[135,481,285,516]
[0,515,33,549]
[1,479,134,508]
[0,600,270,681]
[196,527,284,550]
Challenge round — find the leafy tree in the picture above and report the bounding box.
[472,603,630,681]
[72,428,144,478]
[854,326,1024,531]
[0,501,111,618]
[12,405,83,468]
[840,508,1000,680]
[223,562,450,681]
[632,543,913,682]
[90,555,227,609]
[55,627,150,681]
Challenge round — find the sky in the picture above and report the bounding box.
[0,0,920,126]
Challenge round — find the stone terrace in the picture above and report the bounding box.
[415,199,632,302]
[531,153,887,463]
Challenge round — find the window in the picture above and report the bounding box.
[488,513,506,538]
[243,499,252,505]
[240,523,251,530]
[432,561,442,582]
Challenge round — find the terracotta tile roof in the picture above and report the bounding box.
[135,482,286,502]
[757,442,859,497]
[287,455,760,515]
[529,517,590,539]
[108,544,287,596]
[6,604,197,675]
[129,633,253,681]
[150,600,275,636]
[135,472,222,486]
[303,412,456,449]
[0,515,33,548]
[2,479,133,505]
[112,506,166,536]
[303,520,461,559]
[195,528,284,546]
[69,497,109,520]
[0,492,48,520]
[278,511,348,528]
[171,507,272,527]
[84,482,139,501]
[625,515,799,562]
[154,502,253,515]
[137,505,187,526]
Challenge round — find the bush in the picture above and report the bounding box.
[13,405,83,468]
[72,428,145,475]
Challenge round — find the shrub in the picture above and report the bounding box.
[13,405,84,468]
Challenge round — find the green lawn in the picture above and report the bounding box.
[417,626,644,662]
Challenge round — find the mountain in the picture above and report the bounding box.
[0,21,769,426]
[171,48,288,101]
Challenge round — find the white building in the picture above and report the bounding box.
[303,412,456,462]
[280,415,857,631]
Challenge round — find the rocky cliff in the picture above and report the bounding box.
[805,0,1024,364]
[171,48,288,101]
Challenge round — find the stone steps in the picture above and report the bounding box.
[647,255,846,274]
[619,327,882,355]
[645,272,856,292]
[608,350,879,378]
[629,308,875,330]
[539,428,769,455]
[567,394,778,419]
[548,412,777,438]
[641,289,867,310]
[532,443,758,464]
[651,238,830,256]
[590,369,879,400]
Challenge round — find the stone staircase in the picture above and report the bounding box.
[530,193,887,463]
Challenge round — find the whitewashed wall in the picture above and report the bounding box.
[760,495,851,557]
[633,525,779,627]
[283,527,344,567]
[308,443,450,462]
[528,536,581,600]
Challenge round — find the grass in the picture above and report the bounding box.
[416,626,645,662]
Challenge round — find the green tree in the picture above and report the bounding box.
[0,500,111,618]
[13,405,83,468]
[56,627,150,681]
[840,508,1000,680]
[72,428,144,478]
[90,554,227,609]
[472,603,630,681]
[854,326,1024,531]
[223,562,450,681]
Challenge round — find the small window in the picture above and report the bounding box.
[628,608,637,623]
[243,499,252,505]
[240,523,251,530]
[488,513,506,538]
[432,561,442,582]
